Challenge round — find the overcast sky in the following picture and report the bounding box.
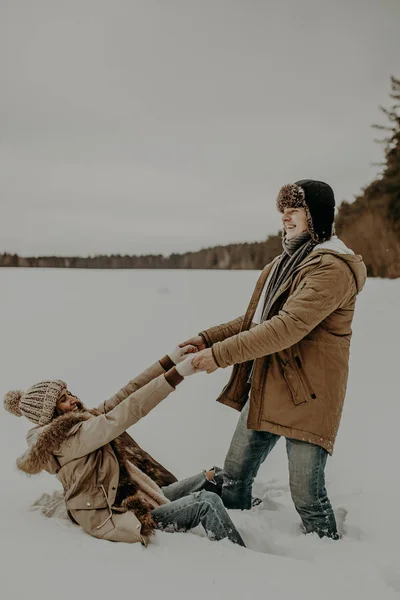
[1,0,399,256]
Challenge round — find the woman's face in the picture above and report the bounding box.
[56,390,83,413]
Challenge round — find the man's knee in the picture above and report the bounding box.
[289,479,315,509]
[223,450,247,480]
[287,440,328,508]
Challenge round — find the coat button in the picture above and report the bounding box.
[86,502,91,507]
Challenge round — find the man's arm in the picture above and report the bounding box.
[179,316,245,352]
[200,315,245,347]
[211,259,356,368]
[182,260,279,364]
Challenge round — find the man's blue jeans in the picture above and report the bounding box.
[151,471,245,546]
[222,400,339,539]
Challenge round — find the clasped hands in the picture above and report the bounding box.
[168,335,218,377]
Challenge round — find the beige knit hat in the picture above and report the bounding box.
[4,380,67,425]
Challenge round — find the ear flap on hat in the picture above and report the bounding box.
[295,180,335,243]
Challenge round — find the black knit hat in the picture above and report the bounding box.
[276,179,335,243]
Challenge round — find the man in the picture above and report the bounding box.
[183,180,367,539]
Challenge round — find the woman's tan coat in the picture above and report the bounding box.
[17,362,175,544]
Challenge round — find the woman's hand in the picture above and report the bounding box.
[168,345,198,365]
[176,355,202,377]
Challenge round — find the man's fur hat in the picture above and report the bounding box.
[277,180,335,243]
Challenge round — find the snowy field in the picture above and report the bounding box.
[0,268,399,600]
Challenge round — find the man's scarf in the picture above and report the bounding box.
[248,232,315,383]
[259,232,315,323]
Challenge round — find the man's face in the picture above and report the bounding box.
[281,207,308,240]
[56,389,83,413]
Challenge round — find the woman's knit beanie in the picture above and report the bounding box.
[276,179,335,243]
[4,380,67,425]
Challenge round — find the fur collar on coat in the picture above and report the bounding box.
[17,408,175,486]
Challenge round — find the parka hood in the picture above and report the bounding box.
[17,410,94,475]
[312,236,367,293]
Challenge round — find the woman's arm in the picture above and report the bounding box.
[64,353,198,461]
[96,347,196,414]
[95,361,166,414]
[64,370,179,460]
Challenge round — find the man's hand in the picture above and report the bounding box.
[191,348,218,374]
[178,335,206,351]
[168,345,198,365]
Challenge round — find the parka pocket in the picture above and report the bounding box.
[294,355,317,400]
[66,486,115,538]
[282,362,308,405]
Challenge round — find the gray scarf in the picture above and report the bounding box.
[259,232,315,323]
[248,232,315,383]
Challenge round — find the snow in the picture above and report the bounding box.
[0,268,399,599]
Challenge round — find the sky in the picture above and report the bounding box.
[1,0,399,257]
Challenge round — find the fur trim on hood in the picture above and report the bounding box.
[313,235,354,255]
[312,236,366,293]
[17,410,95,475]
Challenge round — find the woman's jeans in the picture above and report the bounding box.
[151,472,245,547]
[222,400,339,539]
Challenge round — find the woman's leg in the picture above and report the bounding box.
[161,468,222,502]
[152,490,245,547]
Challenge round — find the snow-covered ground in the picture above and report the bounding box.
[0,268,399,600]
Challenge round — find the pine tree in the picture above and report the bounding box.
[336,76,400,277]
[379,76,400,234]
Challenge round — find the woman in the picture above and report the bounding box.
[3,345,245,547]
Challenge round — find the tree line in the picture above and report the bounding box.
[0,234,283,270]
